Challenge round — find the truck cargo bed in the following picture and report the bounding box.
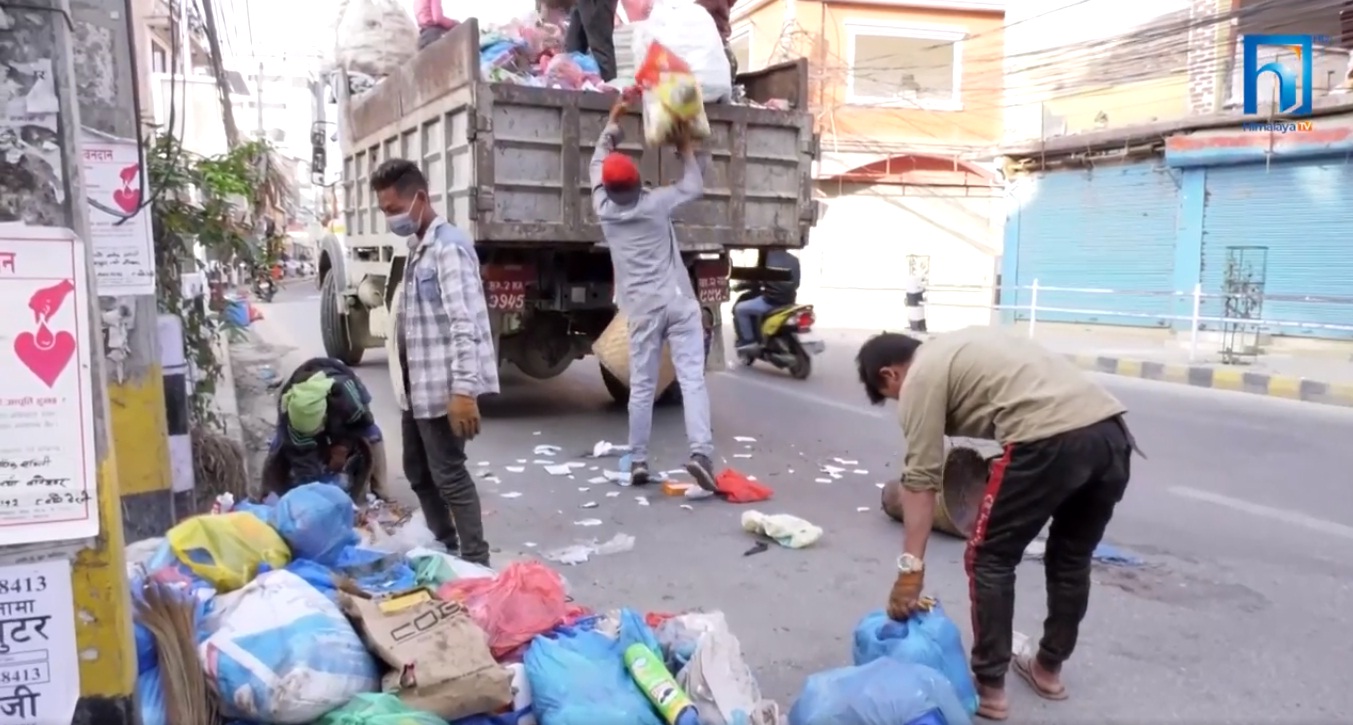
[338,18,818,250]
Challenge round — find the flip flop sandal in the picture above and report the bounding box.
[1013,654,1069,701]
[975,700,1009,721]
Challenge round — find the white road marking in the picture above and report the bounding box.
[1168,486,1353,541]
[714,371,888,418]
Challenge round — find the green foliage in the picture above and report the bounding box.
[147,134,287,428]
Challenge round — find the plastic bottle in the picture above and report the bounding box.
[622,642,700,725]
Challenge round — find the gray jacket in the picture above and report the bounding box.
[590,123,703,316]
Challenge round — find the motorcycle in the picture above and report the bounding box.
[733,284,824,379]
[252,268,276,302]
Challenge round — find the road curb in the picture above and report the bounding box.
[216,328,247,449]
[1063,354,1353,408]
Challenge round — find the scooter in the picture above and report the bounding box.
[733,285,824,379]
[252,268,276,302]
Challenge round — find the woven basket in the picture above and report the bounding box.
[593,311,677,391]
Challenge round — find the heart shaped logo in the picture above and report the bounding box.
[112,187,141,214]
[14,327,75,387]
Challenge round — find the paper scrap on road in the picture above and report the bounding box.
[544,464,573,476]
[875,482,885,489]
[505,466,525,473]
[605,491,620,498]
[534,444,562,456]
[580,501,598,509]
[574,518,603,527]
[533,431,542,436]
[734,436,757,443]
[577,486,590,492]
[603,469,631,486]
[476,461,490,466]
[856,507,870,513]
[680,504,693,510]
[589,440,630,457]
[524,541,537,548]
[834,458,859,466]
[635,496,649,506]
[543,532,636,565]
[566,461,587,469]
[853,469,869,475]
[814,478,832,484]
[500,492,523,499]
[516,459,527,463]
[732,453,752,459]
[532,459,555,465]
[587,476,608,485]
[821,465,845,475]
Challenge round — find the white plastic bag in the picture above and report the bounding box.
[674,612,780,725]
[200,570,380,723]
[333,0,418,78]
[631,0,732,102]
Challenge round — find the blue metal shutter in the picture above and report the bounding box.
[1200,159,1353,340]
[1010,162,1180,326]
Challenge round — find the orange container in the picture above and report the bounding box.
[660,481,693,497]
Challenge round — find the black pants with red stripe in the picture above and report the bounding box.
[965,415,1133,687]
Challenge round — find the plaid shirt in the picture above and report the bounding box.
[396,217,499,419]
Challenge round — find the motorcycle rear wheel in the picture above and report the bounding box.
[787,340,812,380]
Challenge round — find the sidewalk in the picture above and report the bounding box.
[1030,327,1353,408]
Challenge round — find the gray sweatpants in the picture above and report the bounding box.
[627,299,714,462]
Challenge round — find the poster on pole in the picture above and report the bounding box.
[0,558,78,724]
[0,226,98,545]
[82,133,156,296]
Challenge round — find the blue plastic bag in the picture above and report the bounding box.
[274,482,357,565]
[134,620,157,674]
[334,546,417,594]
[137,668,167,725]
[526,608,665,725]
[570,51,600,75]
[853,607,978,716]
[788,658,972,725]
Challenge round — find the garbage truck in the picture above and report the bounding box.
[319,18,818,403]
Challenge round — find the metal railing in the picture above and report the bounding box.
[913,281,1353,362]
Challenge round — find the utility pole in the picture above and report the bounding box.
[257,59,266,136]
[0,0,147,720]
[199,0,241,146]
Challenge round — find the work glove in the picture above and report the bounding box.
[448,394,481,440]
[886,569,930,621]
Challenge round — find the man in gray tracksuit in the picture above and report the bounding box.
[591,96,717,491]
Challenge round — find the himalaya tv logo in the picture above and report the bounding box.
[1242,34,1330,118]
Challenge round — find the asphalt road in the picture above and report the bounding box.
[248,282,1353,723]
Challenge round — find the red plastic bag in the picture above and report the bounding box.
[634,40,691,89]
[438,561,581,659]
[715,468,773,503]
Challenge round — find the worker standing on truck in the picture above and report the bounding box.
[557,0,619,81]
[855,329,1135,721]
[371,158,498,567]
[592,96,718,492]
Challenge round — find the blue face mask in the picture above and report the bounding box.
[386,195,424,237]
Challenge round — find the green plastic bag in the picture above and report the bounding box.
[316,694,445,725]
[411,553,457,589]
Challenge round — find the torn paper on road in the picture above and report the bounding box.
[733,436,757,443]
[544,464,573,476]
[505,466,525,473]
[534,444,562,456]
[542,532,636,565]
[574,519,603,527]
[589,440,630,457]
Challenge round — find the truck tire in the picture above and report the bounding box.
[320,272,364,366]
[599,365,681,406]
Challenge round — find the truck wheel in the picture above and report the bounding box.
[320,272,364,366]
[599,365,681,406]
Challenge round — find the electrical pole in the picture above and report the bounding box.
[0,0,151,720]
[199,0,241,146]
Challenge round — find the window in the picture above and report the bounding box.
[846,24,964,110]
[151,43,168,73]
[730,25,753,74]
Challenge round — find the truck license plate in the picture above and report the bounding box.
[482,264,534,311]
[695,259,730,303]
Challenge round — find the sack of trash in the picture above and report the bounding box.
[201,569,380,723]
[632,0,732,102]
[316,692,453,725]
[165,512,291,592]
[634,41,711,145]
[274,482,359,565]
[525,609,666,725]
[788,658,973,725]
[341,590,513,720]
[853,606,978,715]
[659,611,780,725]
[439,561,584,660]
[332,0,417,77]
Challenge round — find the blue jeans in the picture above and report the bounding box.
[734,295,776,343]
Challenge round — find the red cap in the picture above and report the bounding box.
[601,152,640,189]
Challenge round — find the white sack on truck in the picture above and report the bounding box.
[333,0,418,79]
[631,0,733,103]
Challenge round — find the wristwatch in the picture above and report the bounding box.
[897,553,924,574]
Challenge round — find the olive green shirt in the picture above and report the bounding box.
[897,327,1126,492]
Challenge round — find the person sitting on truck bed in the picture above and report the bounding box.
[415,0,459,50]
[591,95,718,492]
[370,157,498,566]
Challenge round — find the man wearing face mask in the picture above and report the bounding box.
[371,158,497,566]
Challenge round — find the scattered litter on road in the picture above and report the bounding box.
[834,458,859,466]
[580,502,598,509]
[544,464,573,476]
[856,507,870,513]
[1024,539,1142,566]
[814,478,832,484]
[505,466,526,473]
[602,469,631,486]
[853,469,869,475]
[500,492,523,499]
[662,469,686,477]
[742,511,823,549]
[680,504,694,511]
[532,431,542,435]
[587,476,608,485]
[605,491,620,498]
[732,453,753,459]
[566,461,587,469]
[734,436,757,443]
[516,458,527,463]
[574,518,603,527]
[476,461,490,466]
[577,487,590,492]
[787,468,795,474]
[874,482,886,489]
[662,481,692,496]
[821,465,845,475]
[588,440,630,457]
[635,496,649,507]
[523,541,537,548]
[534,444,562,456]
[685,488,715,501]
[532,459,556,465]
[542,532,636,565]
[743,541,769,557]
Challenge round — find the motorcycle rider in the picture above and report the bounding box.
[733,248,800,352]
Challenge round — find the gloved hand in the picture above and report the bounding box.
[448,394,481,440]
[887,569,929,620]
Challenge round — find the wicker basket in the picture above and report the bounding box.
[593,310,677,391]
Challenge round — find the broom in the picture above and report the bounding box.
[136,582,219,724]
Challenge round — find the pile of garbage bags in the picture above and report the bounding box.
[125,481,780,725]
